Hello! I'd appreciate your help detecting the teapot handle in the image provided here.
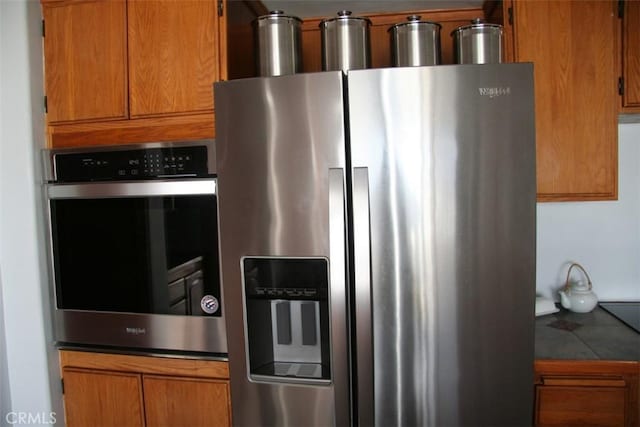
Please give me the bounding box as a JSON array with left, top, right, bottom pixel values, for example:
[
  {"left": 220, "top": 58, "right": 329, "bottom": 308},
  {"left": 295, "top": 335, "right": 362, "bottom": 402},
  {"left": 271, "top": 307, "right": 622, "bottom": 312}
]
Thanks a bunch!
[{"left": 563, "top": 262, "right": 593, "bottom": 292}]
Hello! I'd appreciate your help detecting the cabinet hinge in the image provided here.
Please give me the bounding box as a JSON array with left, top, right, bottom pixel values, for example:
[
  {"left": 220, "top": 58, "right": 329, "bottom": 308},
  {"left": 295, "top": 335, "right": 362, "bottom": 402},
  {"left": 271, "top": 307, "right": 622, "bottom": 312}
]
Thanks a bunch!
[
  {"left": 619, "top": 77, "right": 625, "bottom": 95},
  {"left": 60, "top": 378, "right": 64, "bottom": 394},
  {"left": 44, "top": 95, "right": 48, "bottom": 113},
  {"left": 508, "top": 6, "right": 513, "bottom": 25},
  {"left": 618, "top": 0, "right": 624, "bottom": 19},
  {"left": 217, "top": 0, "right": 223, "bottom": 17},
  {"left": 42, "top": 19, "right": 45, "bottom": 37}
]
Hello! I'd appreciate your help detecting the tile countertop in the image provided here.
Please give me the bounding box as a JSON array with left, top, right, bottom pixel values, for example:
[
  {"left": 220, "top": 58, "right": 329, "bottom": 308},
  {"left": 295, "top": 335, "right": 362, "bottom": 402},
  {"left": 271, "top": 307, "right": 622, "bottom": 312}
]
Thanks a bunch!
[{"left": 535, "top": 306, "right": 640, "bottom": 361}]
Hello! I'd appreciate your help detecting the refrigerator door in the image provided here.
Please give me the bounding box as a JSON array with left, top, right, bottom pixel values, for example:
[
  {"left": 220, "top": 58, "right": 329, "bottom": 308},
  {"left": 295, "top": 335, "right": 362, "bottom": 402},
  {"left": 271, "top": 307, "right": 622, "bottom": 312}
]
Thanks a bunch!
[
  {"left": 215, "top": 72, "right": 350, "bottom": 427},
  {"left": 348, "top": 64, "right": 536, "bottom": 426}
]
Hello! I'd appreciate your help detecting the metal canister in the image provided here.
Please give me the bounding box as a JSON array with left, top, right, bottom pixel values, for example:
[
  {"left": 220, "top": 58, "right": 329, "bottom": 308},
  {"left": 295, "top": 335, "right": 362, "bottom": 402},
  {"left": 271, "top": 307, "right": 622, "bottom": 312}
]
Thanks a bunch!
[
  {"left": 389, "top": 15, "right": 441, "bottom": 67},
  {"left": 254, "top": 10, "right": 302, "bottom": 77},
  {"left": 320, "top": 11, "right": 371, "bottom": 72},
  {"left": 451, "top": 19, "right": 503, "bottom": 64}
]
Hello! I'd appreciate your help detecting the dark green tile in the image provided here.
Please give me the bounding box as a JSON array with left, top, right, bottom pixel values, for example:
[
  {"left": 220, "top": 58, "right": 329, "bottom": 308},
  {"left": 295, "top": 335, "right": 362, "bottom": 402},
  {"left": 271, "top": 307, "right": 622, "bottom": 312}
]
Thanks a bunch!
[
  {"left": 573, "top": 325, "right": 640, "bottom": 361},
  {"left": 535, "top": 323, "right": 598, "bottom": 360}
]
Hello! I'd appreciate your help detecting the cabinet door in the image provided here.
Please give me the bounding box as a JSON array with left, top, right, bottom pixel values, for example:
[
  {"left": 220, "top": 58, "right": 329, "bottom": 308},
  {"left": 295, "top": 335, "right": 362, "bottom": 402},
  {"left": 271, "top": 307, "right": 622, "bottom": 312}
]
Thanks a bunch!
[
  {"left": 42, "top": 0, "right": 128, "bottom": 124},
  {"left": 536, "top": 381, "right": 626, "bottom": 426},
  {"left": 623, "top": 0, "right": 640, "bottom": 109},
  {"left": 62, "top": 368, "right": 144, "bottom": 427},
  {"left": 128, "top": 0, "right": 220, "bottom": 118},
  {"left": 143, "top": 375, "right": 231, "bottom": 427},
  {"left": 513, "top": 0, "right": 618, "bottom": 201}
]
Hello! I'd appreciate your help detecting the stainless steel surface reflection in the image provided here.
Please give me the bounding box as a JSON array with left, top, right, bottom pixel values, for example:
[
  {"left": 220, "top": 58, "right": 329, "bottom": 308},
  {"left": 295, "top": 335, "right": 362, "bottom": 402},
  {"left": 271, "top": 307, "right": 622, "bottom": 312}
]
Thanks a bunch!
[
  {"left": 214, "top": 72, "right": 349, "bottom": 427},
  {"left": 215, "top": 65, "right": 536, "bottom": 427},
  {"left": 254, "top": 10, "right": 302, "bottom": 77},
  {"left": 452, "top": 21, "right": 503, "bottom": 64},
  {"left": 348, "top": 64, "right": 536, "bottom": 426}
]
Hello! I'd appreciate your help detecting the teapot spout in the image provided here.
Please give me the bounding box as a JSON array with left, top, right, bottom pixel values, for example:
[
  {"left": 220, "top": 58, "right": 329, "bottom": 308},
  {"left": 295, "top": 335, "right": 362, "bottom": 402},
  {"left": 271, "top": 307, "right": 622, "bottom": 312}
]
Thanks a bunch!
[{"left": 559, "top": 290, "right": 571, "bottom": 309}]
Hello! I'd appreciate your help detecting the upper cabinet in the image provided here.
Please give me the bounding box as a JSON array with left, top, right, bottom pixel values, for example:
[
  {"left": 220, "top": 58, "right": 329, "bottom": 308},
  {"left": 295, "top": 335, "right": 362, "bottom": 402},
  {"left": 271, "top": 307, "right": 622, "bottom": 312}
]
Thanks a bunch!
[
  {"left": 41, "top": 0, "right": 225, "bottom": 148},
  {"left": 622, "top": 0, "right": 640, "bottom": 111},
  {"left": 501, "top": 0, "right": 619, "bottom": 201},
  {"left": 127, "top": 0, "right": 220, "bottom": 118},
  {"left": 42, "top": 0, "right": 128, "bottom": 124}
]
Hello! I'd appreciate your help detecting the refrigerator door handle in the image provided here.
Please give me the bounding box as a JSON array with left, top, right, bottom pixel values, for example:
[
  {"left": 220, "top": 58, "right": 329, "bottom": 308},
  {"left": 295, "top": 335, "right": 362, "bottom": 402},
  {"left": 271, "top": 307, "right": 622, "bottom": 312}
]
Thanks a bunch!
[
  {"left": 353, "top": 167, "right": 374, "bottom": 427},
  {"left": 328, "top": 168, "right": 350, "bottom": 426}
]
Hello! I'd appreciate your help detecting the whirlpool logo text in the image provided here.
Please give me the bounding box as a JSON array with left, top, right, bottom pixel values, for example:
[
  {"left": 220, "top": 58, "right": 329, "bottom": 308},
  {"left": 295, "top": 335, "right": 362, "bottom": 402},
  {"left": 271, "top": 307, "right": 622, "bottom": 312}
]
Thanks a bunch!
[{"left": 478, "top": 87, "right": 511, "bottom": 98}]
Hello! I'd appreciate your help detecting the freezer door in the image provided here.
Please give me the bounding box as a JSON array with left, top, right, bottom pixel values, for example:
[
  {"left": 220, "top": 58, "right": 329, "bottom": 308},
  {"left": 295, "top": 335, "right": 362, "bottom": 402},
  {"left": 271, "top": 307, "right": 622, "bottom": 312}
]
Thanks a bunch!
[
  {"left": 348, "top": 64, "right": 536, "bottom": 427},
  {"left": 215, "top": 72, "right": 350, "bottom": 427}
]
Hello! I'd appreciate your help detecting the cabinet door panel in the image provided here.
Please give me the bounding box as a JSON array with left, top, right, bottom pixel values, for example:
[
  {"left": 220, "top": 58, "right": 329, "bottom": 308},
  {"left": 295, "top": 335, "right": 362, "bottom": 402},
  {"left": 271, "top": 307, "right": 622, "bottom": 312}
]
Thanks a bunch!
[
  {"left": 62, "top": 368, "right": 144, "bottom": 427},
  {"left": 536, "top": 385, "right": 625, "bottom": 427},
  {"left": 623, "top": 0, "right": 640, "bottom": 108},
  {"left": 514, "top": 0, "right": 618, "bottom": 200},
  {"left": 43, "top": 0, "right": 128, "bottom": 124},
  {"left": 128, "top": 0, "right": 219, "bottom": 118},
  {"left": 143, "top": 375, "right": 231, "bottom": 427}
]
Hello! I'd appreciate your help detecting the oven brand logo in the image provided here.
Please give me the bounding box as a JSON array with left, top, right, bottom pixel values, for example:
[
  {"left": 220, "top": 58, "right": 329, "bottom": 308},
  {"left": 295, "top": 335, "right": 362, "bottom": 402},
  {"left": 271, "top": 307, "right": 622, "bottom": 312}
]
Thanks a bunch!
[
  {"left": 125, "top": 327, "right": 147, "bottom": 335},
  {"left": 478, "top": 87, "right": 511, "bottom": 98}
]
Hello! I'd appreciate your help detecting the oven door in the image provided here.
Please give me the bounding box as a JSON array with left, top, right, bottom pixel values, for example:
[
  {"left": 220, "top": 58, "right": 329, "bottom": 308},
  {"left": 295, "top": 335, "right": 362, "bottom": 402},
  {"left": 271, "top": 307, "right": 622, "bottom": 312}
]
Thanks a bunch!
[{"left": 46, "top": 179, "right": 227, "bottom": 354}]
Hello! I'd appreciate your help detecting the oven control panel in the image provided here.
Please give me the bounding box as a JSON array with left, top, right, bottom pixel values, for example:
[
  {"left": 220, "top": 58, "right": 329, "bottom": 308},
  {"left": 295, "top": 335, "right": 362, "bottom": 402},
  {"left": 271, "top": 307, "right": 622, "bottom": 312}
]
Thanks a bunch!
[{"left": 53, "top": 145, "right": 211, "bottom": 182}]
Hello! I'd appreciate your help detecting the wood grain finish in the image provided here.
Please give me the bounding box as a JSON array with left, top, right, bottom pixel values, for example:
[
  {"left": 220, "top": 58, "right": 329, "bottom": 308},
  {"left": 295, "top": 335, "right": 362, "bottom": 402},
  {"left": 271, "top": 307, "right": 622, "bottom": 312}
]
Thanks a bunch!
[
  {"left": 127, "top": 0, "right": 219, "bottom": 118},
  {"left": 62, "top": 368, "right": 144, "bottom": 427},
  {"left": 623, "top": 0, "right": 640, "bottom": 111},
  {"left": 59, "top": 350, "right": 229, "bottom": 378},
  {"left": 42, "top": 0, "right": 128, "bottom": 124},
  {"left": 512, "top": 0, "right": 619, "bottom": 201},
  {"left": 534, "top": 360, "right": 640, "bottom": 427},
  {"left": 144, "top": 376, "right": 231, "bottom": 427},
  {"left": 301, "top": 8, "right": 484, "bottom": 72},
  {"left": 60, "top": 351, "right": 231, "bottom": 427},
  {"left": 47, "top": 113, "right": 214, "bottom": 148}
]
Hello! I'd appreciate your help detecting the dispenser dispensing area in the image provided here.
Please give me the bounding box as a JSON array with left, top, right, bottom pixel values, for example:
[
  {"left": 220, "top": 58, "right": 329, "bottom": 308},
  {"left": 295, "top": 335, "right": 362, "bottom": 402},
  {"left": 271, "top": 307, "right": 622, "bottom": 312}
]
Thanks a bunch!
[{"left": 242, "top": 257, "right": 331, "bottom": 384}]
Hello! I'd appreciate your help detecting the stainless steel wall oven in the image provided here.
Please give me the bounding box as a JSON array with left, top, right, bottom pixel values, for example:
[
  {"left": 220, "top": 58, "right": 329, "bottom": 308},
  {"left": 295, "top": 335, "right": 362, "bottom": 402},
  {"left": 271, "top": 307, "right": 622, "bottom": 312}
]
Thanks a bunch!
[{"left": 43, "top": 140, "right": 226, "bottom": 354}]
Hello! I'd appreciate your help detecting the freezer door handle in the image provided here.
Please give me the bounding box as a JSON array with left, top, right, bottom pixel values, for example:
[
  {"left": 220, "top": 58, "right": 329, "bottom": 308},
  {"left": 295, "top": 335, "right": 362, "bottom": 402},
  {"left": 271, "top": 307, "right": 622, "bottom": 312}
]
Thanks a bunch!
[
  {"left": 328, "top": 168, "right": 350, "bottom": 425},
  {"left": 353, "top": 167, "right": 374, "bottom": 427}
]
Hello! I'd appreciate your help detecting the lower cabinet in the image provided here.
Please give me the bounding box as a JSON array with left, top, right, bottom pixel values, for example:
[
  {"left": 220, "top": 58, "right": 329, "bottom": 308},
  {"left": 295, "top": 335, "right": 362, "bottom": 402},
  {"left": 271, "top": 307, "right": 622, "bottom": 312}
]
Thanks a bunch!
[
  {"left": 59, "top": 350, "right": 231, "bottom": 427},
  {"left": 534, "top": 360, "right": 640, "bottom": 427}
]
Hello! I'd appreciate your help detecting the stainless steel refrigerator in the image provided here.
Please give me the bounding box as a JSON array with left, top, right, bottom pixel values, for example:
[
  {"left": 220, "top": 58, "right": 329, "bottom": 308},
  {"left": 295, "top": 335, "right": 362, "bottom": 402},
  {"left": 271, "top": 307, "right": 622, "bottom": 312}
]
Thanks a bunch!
[{"left": 214, "top": 64, "right": 536, "bottom": 427}]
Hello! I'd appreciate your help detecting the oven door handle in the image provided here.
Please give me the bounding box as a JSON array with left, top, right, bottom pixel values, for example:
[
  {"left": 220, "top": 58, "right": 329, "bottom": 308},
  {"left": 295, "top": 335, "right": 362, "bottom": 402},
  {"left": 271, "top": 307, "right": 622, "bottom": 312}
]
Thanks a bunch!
[{"left": 47, "top": 179, "right": 217, "bottom": 199}]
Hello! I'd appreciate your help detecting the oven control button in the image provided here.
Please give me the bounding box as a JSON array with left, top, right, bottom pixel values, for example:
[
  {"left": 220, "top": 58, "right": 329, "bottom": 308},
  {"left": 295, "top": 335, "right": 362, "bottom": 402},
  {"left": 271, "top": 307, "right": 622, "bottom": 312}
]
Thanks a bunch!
[{"left": 201, "top": 295, "right": 219, "bottom": 314}]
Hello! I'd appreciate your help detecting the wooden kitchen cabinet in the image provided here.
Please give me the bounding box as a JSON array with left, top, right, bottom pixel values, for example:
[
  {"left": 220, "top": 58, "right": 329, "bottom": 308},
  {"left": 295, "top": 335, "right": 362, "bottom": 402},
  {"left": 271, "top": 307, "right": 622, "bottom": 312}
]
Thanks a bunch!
[
  {"left": 59, "top": 350, "right": 231, "bottom": 427},
  {"left": 42, "top": 0, "right": 128, "bottom": 124},
  {"left": 500, "top": 0, "right": 619, "bottom": 201},
  {"left": 534, "top": 360, "right": 640, "bottom": 427},
  {"left": 127, "top": 0, "right": 220, "bottom": 118},
  {"left": 41, "top": 0, "right": 226, "bottom": 148},
  {"left": 62, "top": 368, "right": 144, "bottom": 427},
  {"left": 622, "top": 0, "right": 640, "bottom": 112}
]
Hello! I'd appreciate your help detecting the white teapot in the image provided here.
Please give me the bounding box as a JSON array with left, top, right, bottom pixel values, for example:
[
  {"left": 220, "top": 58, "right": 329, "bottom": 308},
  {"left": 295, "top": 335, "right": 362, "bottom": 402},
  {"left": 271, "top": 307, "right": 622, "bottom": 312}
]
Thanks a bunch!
[{"left": 558, "top": 263, "right": 598, "bottom": 313}]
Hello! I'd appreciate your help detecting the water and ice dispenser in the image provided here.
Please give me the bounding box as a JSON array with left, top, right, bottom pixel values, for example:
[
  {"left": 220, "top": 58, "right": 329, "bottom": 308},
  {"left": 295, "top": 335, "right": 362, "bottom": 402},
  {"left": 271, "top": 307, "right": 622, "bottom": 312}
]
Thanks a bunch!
[{"left": 242, "top": 258, "right": 331, "bottom": 384}]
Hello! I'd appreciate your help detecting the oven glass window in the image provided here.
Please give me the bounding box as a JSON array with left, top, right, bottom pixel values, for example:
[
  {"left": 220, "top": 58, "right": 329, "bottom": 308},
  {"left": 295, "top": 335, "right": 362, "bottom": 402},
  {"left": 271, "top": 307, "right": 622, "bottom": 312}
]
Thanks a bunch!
[{"left": 50, "top": 195, "right": 220, "bottom": 316}]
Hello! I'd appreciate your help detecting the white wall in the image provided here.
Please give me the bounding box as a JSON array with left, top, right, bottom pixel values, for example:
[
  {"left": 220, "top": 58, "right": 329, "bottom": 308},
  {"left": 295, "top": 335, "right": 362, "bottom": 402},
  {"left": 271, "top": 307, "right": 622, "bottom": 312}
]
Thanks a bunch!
[
  {"left": 536, "top": 123, "right": 640, "bottom": 302},
  {"left": 1, "top": 1, "right": 61, "bottom": 425},
  {"left": 0, "top": 274, "right": 11, "bottom": 426}
]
